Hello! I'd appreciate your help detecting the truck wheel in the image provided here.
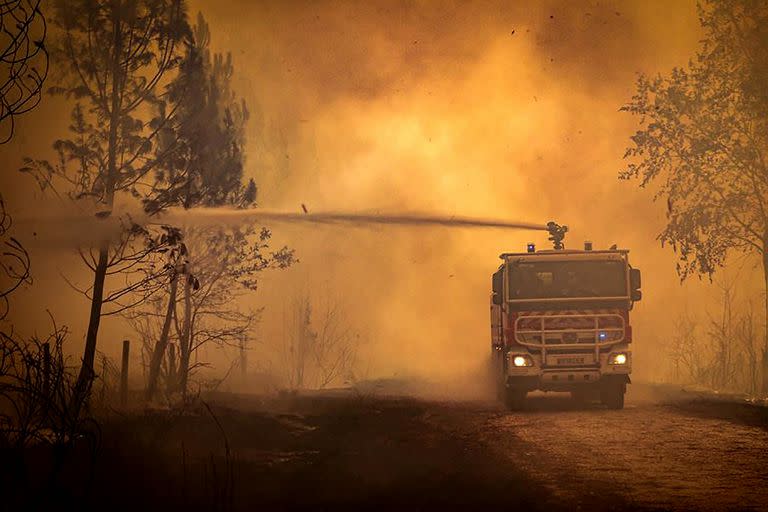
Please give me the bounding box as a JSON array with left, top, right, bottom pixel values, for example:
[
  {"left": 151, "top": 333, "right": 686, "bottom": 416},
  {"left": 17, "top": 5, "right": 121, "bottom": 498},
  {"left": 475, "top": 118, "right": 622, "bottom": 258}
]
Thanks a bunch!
[
  {"left": 600, "top": 384, "right": 625, "bottom": 410},
  {"left": 570, "top": 390, "right": 590, "bottom": 406},
  {"left": 505, "top": 389, "right": 527, "bottom": 411},
  {"left": 496, "top": 380, "right": 506, "bottom": 402}
]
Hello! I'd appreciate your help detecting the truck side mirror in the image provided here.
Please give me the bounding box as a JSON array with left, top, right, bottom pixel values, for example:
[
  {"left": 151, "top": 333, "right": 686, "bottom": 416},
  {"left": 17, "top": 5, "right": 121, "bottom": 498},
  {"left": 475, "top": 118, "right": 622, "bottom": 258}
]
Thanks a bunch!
[
  {"left": 492, "top": 269, "right": 504, "bottom": 305},
  {"left": 630, "top": 268, "right": 641, "bottom": 302}
]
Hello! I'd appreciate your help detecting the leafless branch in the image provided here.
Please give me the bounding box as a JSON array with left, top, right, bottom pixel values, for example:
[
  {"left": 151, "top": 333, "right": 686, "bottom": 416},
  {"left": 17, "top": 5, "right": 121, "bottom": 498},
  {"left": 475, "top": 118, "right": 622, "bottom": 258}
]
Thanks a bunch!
[{"left": 0, "top": 0, "right": 49, "bottom": 144}]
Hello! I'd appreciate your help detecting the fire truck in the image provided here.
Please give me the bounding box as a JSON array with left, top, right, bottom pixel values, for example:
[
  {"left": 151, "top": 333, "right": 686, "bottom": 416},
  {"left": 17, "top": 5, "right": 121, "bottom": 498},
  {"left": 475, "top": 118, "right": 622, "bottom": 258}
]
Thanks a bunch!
[{"left": 491, "top": 223, "right": 642, "bottom": 410}]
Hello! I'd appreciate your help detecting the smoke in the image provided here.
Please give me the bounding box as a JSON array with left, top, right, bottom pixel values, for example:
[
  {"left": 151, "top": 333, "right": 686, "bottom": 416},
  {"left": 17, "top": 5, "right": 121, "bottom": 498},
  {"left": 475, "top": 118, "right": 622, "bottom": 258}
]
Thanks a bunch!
[
  {"left": 201, "top": 0, "right": 706, "bottom": 387},
  {"left": 2, "top": 0, "right": 721, "bottom": 392}
]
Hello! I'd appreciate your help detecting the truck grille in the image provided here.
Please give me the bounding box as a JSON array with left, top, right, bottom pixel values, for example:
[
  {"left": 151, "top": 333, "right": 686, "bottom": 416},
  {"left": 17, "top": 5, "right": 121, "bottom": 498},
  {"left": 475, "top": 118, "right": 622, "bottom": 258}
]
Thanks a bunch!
[{"left": 514, "top": 311, "right": 625, "bottom": 347}]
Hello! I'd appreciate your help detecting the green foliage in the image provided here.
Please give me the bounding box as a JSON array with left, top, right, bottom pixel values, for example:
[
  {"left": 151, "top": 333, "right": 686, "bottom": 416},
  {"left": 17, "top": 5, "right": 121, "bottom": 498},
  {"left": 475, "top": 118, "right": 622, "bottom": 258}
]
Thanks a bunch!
[
  {"left": 144, "top": 11, "right": 294, "bottom": 305},
  {"left": 146, "top": 12, "right": 255, "bottom": 213},
  {"left": 621, "top": 0, "right": 768, "bottom": 280},
  {"left": 17, "top": 2, "right": 292, "bottom": 400},
  {"left": 23, "top": 0, "right": 190, "bottom": 206}
]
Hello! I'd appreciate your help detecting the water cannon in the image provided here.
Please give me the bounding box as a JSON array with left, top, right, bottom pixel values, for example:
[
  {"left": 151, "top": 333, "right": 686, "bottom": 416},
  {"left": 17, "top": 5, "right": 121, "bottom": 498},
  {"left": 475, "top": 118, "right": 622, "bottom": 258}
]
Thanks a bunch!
[{"left": 546, "top": 221, "right": 568, "bottom": 250}]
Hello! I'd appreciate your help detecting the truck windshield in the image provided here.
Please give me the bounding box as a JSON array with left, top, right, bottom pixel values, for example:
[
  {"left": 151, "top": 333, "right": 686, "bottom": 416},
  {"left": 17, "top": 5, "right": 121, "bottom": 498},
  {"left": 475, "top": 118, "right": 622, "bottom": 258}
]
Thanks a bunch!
[{"left": 508, "top": 260, "right": 627, "bottom": 300}]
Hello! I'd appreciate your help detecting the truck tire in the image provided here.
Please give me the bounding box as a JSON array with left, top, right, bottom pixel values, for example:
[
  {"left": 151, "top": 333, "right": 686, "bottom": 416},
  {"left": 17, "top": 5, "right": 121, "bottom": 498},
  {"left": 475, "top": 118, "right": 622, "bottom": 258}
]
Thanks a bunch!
[
  {"left": 505, "top": 389, "right": 527, "bottom": 411},
  {"left": 600, "top": 383, "right": 625, "bottom": 410},
  {"left": 496, "top": 380, "right": 506, "bottom": 402},
  {"left": 570, "top": 389, "right": 591, "bottom": 405}
]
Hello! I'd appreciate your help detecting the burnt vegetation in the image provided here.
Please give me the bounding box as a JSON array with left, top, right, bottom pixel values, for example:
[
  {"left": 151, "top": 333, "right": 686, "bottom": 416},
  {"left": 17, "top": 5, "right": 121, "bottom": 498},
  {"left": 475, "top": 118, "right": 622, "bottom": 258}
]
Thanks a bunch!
[{"left": 0, "top": 0, "right": 48, "bottom": 144}]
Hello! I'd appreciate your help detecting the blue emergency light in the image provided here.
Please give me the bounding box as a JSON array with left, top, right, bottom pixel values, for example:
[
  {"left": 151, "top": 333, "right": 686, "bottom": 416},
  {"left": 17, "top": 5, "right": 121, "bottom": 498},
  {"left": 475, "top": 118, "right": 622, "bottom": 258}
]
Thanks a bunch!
[{"left": 527, "top": 243, "right": 535, "bottom": 253}]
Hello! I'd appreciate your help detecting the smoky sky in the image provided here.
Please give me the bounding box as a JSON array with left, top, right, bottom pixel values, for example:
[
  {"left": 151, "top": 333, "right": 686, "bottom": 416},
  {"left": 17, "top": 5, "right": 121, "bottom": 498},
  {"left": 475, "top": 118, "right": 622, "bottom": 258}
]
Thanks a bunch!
[
  {"left": 199, "top": 0, "right": 687, "bottom": 100},
  {"left": 5, "top": 0, "right": 749, "bottom": 387}
]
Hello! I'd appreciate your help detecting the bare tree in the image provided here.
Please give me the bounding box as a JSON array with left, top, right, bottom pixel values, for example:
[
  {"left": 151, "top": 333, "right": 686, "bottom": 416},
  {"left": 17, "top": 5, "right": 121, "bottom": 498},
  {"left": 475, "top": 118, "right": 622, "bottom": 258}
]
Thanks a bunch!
[
  {"left": 667, "top": 273, "right": 764, "bottom": 395},
  {"left": 281, "top": 295, "right": 312, "bottom": 390},
  {"left": 279, "top": 293, "right": 361, "bottom": 390},
  {"left": 0, "top": 196, "right": 30, "bottom": 320},
  {"left": 125, "top": 294, "right": 175, "bottom": 390},
  {"left": 142, "top": 242, "right": 183, "bottom": 400},
  {"left": 312, "top": 297, "right": 359, "bottom": 389},
  {"left": 0, "top": 0, "right": 48, "bottom": 143},
  {"left": 668, "top": 312, "right": 710, "bottom": 386},
  {"left": 0, "top": 0, "right": 39, "bottom": 314},
  {"left": 736, "top": 302, "right": 760, "bottom": 394},
  {"left": 172, "top": 227, "right": 290, "bottom": 396},
  {"left": 705, "top": 278, "right": 737, "bottom": 390},
  {"left": 131, "top": 225, "right": 291, "bottom": 400}
]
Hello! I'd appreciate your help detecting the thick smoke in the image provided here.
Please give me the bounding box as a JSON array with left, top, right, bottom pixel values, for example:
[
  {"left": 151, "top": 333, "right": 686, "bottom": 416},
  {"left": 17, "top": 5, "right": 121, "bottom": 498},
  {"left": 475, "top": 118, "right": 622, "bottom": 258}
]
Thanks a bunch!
[
  {"left": 196, "top": 0, "right": 706, "bottom": 386},
  {"left": 4, "top": 0, "right": 734, "bottom": 392}
]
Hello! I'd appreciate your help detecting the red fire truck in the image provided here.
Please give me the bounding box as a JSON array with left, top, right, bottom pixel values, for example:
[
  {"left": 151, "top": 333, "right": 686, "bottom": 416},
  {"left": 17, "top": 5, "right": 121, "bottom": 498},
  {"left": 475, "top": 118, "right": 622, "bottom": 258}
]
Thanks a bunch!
[{"left": 491, "top": 223, "right": 642, "bottom": 410}]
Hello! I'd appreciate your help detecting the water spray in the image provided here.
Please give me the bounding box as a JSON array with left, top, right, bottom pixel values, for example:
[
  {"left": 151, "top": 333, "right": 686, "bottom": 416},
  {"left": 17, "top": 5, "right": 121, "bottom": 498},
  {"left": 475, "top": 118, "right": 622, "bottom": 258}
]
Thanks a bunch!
[
  {"left": 160, "top": 207, "right": 551, "bottom": 232},
  {"left": 161, "top": 208, "right": 570, "bottom": 249},
  {"left": 15, "top": 206, "right": 568, "bottom": 250}
]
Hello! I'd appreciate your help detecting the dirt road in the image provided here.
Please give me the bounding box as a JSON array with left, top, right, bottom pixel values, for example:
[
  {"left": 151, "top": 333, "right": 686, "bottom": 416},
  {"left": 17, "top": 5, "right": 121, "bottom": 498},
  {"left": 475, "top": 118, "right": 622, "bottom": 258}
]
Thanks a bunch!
[{"left": 433, "top": 385, "right": 768, "bottom": 511}]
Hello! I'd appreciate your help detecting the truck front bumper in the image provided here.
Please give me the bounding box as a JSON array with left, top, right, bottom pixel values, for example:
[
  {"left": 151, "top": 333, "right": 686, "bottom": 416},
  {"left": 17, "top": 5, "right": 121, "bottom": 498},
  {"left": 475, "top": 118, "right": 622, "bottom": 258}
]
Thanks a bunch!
[
  {"left": 505, "top": 349, "right": 631, "bottom": 392},
  {"left": 506, "top": 371, "right": 630, "bottom": 392}
]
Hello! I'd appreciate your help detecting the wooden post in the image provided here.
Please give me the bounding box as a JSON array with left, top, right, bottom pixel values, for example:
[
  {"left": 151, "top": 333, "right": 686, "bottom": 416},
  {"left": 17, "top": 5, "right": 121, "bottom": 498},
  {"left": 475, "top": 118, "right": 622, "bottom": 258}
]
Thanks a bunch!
[
  {"left": 168, "top": 343, "right": 177, "bottom": 391},
  {"left": 240, "top": 341, "right": 247, "bottom": 385},
  {"left": 100, "top": 355, "right": 108, "bottom": 404},
  {"left": 120, "top": 339, "right": 130, "bottom": 407}
]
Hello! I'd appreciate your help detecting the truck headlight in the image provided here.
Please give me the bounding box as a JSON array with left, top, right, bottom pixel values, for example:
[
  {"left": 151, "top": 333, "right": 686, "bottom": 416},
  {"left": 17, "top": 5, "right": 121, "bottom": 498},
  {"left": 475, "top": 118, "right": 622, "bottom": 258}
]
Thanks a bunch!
[
  {"left": 510, "top": 354, "right": 533, "bottom": 367},
  {"left": 610, "top": 353, "right": 628, "bottom": 365}
]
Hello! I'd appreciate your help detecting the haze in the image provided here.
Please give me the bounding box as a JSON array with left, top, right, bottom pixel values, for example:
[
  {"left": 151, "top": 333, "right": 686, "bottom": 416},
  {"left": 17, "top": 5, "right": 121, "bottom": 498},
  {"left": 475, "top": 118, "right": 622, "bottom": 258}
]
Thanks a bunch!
[{"left": 1, "top": 0, "right": 755, "bottom": 385}]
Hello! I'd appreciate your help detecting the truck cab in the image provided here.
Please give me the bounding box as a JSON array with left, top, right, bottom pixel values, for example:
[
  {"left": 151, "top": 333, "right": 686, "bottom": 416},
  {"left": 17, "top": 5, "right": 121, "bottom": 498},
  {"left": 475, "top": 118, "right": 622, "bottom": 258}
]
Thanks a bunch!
[{"left": 491, "top": 243, "right": 641, "bottom": 410}]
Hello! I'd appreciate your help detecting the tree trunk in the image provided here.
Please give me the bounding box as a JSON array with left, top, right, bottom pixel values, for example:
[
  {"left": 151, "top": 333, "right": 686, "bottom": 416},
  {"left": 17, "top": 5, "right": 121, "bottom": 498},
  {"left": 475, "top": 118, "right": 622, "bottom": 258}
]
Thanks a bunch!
[
  {"left": 72, "top": 1, "right": 123, "bottom": 410},
  {"left": 761, "top": 244, "right": 768, "bottom": 395},
  {"left": 146, "top": 274, "right": 178, "bottom": 400},
  {"left": 177, "top": 275, "right": 192, "bottom": 396},
  {"left": 72, "top": 243, "right": 109, "bottom": 411},
  {"left": 239, "top": 340, "right": 247, "bottom": 388}
]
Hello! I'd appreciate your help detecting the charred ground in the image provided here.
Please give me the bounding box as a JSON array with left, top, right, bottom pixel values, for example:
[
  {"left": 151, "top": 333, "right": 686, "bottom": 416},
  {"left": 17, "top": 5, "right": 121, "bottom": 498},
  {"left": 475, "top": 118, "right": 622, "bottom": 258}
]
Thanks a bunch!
[{"left": 4, "top": 384, "right": 767, "bottom": 511}]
